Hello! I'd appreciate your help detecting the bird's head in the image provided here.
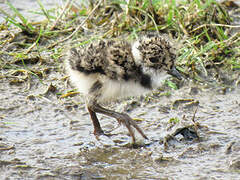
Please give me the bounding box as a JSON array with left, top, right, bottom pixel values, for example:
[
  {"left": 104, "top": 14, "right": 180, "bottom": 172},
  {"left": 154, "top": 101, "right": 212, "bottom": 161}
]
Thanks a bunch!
[{"left": 132, "top": 35, "right": 182, "bottom": 80}]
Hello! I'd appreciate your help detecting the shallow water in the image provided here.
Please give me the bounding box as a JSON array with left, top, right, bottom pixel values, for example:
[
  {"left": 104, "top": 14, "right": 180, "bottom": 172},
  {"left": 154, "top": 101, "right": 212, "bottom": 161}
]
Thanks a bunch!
[
  {"left": 1, "top": 71, "right": 240, "bottom": 179},
  {"left": 0, "top": 0, "right": 64, "bottom": 23},
  {"left": 1, "top": 0, "right": 240, "bottom": 179}
]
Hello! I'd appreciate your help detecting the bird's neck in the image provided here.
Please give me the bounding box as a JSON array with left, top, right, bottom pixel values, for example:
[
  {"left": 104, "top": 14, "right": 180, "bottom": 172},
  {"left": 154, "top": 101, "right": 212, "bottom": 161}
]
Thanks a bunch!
[{"left": 141, "top": 66, "right": 170, "bottom": 90}]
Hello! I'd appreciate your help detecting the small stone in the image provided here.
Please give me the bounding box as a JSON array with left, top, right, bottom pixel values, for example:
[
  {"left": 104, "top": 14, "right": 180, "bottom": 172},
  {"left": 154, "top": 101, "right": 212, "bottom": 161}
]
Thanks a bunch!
[{"left": 229, "top": 157, "right": 240, "bottom": 170}]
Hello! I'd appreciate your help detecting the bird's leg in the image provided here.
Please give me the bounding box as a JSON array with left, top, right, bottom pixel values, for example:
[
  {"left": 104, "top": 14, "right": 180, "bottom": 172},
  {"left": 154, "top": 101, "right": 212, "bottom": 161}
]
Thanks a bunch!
[
  {"left": 87, "top": 101, "right": 148, "bottom": 143},
  {"left": 87, "top": 107, "right": 104, "bottom": 136}
]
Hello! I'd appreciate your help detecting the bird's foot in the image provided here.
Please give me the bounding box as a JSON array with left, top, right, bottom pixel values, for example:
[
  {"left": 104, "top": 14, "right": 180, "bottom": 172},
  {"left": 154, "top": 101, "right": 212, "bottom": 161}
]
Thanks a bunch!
[
  {"left": 116, "top": 113, "right": 148, "bottom": 144},
  {"left": 94, "top": 129, "right": 117, "bottom": 141}
]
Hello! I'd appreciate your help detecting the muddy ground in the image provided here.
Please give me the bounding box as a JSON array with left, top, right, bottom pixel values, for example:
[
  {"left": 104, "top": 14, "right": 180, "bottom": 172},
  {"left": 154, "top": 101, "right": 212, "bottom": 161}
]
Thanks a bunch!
[
  {"left": 1, "top": 70, "right": 240, "bottom": 179},
  {"left": 1, "top": 0, "right": 240, "bottom": 180}
]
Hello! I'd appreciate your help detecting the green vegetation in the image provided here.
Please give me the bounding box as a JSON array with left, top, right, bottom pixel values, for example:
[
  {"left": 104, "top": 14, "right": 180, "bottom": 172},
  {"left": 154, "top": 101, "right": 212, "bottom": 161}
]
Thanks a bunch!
[
  {"left": 169, "top": 117, "right": 180, "bottom": 124},
  {"left": 0, "top": 0, "right": 239, "bottom": 89}
]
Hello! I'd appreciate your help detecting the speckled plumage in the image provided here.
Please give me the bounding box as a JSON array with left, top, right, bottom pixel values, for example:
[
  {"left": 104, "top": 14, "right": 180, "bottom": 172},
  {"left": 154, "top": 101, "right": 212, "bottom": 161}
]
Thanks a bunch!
[
  {"left": 65, "top": 35, "right": 181, "bottom": 143},
  {"left": 68, "top": 40, "right": 149, "bottom": 86},
  {"left": 66, "top": 35, "right": 177, "bottom": 101}
]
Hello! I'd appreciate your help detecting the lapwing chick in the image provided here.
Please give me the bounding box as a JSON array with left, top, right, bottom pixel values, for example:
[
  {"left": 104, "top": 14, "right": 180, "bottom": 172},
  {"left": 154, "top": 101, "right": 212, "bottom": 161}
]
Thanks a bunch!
[{"left": 65, "top": 34, "right": 181, "bottom": 143}]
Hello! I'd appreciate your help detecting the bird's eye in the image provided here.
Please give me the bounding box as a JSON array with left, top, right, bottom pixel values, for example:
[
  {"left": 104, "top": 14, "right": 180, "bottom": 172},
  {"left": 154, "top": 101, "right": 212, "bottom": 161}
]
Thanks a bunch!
[{"left": 149, "top": 57, "right": 158, "bottom": 63}]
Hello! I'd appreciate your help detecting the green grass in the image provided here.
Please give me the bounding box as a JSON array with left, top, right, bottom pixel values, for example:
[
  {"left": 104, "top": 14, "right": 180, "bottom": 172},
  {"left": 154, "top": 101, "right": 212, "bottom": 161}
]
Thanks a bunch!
[
  {"left": 0, "top": 0, "right": 239, "bottom": 87},
  {"left": 36, "top": 0, "right": 52, "bottom": 20},
  {"left": 169, "top": 117, "right": 180, "bottom": 124}
]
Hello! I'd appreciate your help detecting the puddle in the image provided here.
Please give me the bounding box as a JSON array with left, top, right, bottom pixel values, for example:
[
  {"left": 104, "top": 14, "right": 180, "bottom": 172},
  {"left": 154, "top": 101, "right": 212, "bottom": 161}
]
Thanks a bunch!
[{"left": 0, "top": 0, "right": 64, "bottom": 23}]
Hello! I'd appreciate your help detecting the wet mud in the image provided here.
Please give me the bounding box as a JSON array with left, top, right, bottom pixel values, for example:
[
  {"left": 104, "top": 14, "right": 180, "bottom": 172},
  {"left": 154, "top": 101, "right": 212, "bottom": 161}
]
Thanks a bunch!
[{"left": 1, "top": 71, "right": 240, "bottom": 179}]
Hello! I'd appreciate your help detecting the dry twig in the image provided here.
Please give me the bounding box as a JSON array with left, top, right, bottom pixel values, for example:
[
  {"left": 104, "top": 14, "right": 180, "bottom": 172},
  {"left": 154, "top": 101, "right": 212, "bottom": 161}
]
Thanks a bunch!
[
  {"left": 50, "top": 0, "right": 73, "bottom": 30},
  {"left": 191, "top": 23, "right": 240, "bottom": 33}
]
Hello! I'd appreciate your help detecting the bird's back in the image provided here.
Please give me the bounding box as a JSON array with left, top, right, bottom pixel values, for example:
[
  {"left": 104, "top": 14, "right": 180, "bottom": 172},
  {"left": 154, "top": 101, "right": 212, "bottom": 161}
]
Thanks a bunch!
[{"left": 67, "top": 40, "right": 142, "bottom": 81}]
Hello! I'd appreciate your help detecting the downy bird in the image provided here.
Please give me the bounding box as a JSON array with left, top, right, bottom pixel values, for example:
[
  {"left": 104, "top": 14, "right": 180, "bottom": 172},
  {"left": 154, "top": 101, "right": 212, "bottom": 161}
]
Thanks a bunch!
[{"left": 65, "top": 34, "right": 182, "bottom": 143}]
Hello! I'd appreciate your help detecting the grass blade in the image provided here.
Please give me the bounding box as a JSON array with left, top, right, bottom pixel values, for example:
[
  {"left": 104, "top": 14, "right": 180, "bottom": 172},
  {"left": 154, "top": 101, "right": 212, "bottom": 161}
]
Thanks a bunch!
[
  {"left": 6, "top": 1, "right": 34, "bottom": 31},
  {"left": 37, "top": 0, "right": 51, "bottom": 20}
]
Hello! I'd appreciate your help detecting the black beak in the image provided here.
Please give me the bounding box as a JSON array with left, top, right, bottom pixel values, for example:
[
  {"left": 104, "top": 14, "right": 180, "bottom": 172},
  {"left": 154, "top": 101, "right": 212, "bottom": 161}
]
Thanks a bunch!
[{"left": 168, "top": 66, "right": 182, "bottom": 80}]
